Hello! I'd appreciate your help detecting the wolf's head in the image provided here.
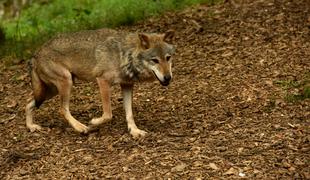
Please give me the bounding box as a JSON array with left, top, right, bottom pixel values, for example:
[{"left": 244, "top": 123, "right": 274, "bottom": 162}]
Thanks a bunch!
[{"left": 137, "top": 30, "right": 175, "bottom": 86}]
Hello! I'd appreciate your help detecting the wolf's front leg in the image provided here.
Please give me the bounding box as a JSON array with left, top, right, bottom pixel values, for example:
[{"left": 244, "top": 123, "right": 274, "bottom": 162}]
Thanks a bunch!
[
  {"left": 90, "top": 78, "right": 113, "bottom": 125},
  {"left": 121, "top": 84, "right": 147, "bottom": 138}
]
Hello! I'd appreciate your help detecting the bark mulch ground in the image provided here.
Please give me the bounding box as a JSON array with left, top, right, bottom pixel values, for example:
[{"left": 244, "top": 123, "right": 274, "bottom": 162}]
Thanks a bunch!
[{"left": 0, "top": 0, "right": 309, "bottom": 179}]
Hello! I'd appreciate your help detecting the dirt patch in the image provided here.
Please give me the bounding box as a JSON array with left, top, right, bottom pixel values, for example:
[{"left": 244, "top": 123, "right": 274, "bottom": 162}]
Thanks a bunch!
[{"left": 0, "top": 0, "right": 309, "bottom": 179}]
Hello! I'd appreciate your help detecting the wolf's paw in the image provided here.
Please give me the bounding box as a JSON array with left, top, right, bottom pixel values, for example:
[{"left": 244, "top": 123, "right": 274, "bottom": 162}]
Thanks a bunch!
[
  {"left": 129, "top": 128, "right": 147, "bottom": 139},
  {"left": 27, "top": 124, "right": 42, "bottom": 132},
  {"left": 72, "top": 122, "right": 89, "bottom": 134},
  {"left": 90, "top": 116, "right": 111, "bottom": 126}
]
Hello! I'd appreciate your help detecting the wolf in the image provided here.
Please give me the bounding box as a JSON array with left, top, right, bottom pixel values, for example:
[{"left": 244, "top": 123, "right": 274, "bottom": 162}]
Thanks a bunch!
[{"left": 25, "top": 28, "right": 175, "bottom": 138}]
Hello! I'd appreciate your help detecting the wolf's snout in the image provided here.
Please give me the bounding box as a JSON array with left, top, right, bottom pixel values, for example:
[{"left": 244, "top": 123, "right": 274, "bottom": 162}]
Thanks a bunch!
[
  {"left": 164, "top": 75, "right": 171, "bottom": 82},
  {"left": 161, "top": 75, "right": 171, "bottom": 86}
]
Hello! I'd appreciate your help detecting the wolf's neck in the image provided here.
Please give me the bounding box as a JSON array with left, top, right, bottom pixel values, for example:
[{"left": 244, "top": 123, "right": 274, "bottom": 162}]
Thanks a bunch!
[{"left": 121, "top": 50, "right": 141, "bottom": 81}]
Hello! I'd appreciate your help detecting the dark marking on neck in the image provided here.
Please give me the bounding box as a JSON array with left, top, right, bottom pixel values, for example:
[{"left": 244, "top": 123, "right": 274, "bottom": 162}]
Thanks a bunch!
[{"left": 121, "top": 51, "right": 140, "bottom": 81}]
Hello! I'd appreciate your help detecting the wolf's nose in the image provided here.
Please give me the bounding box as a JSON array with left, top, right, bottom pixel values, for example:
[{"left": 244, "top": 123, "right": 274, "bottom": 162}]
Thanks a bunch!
[{"left": 164, "top": 75, "right": 171, "bottom": 82}]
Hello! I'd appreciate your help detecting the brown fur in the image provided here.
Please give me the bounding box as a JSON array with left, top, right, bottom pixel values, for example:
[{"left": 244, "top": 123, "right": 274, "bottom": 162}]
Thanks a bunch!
[{"left": 25, "top": 28, "right": 175, "bottom": 138}]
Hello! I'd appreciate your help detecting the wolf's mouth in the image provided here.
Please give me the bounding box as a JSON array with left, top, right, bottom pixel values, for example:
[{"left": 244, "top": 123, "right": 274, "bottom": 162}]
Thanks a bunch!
[{"left": 152, "top": 71, "right": 170, "bottom": 86}]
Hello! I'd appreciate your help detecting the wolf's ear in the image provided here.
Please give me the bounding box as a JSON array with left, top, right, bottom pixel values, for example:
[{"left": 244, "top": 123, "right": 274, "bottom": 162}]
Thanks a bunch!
[
  {"left": 138, "top": 33, "right": 150, "bottom": 49},
  {"left": 163, "top": 30, "right": 175, "bottom": 43}
]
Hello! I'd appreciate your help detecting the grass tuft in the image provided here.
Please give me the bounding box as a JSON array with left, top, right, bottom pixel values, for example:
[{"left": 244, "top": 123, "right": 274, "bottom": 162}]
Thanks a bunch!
[
  {"left": 285, "top": 86, "right": 310, "bottom": 103},
  {"left": 275, "top": 74, "right": 310, "bottom": 103}
]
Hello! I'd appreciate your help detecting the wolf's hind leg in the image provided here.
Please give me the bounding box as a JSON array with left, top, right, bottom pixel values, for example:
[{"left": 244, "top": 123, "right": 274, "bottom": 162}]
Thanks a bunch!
[
  {"left": 25, "top": 99, "right": 42, "bottom": 132},
  {"left": 26, "top": 69, "right": 57, "bottom": 132},
  {"left": 121, "top": 84, "right": 147, "bottom": 138},
  {"left": 56, "top": 71, "right": 89, "bottom": 133},
  {"left": 90, "top": 78, "right": 113, "bottom": 125}
]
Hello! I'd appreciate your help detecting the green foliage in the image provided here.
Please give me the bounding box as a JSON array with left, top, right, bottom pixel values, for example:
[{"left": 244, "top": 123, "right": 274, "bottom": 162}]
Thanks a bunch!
[
  {"left": 285, "top": 87, "right": 310, "bottom": 102},
  {"left": 0, "top": 0, "right": 219, "bottom": 59},
  {"left": 274, "top": 80, "right": 301, "bottom": 90},
  {"left": 275, "top": 74, "right": 310, "bottom": 103}
]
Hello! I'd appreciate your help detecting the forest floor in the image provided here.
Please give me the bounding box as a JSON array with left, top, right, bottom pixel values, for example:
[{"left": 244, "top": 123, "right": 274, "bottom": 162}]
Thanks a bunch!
[{"left": 0, "top": 0, "right": 309, "bottom": 179}]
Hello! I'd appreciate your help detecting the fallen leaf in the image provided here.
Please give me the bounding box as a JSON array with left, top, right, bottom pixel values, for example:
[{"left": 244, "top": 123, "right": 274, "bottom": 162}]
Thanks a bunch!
[
  {"left": 0, "top": 83, "right": 3, "bottom": 92},
  {"left": 224, "top": 167, "right": 237, "bottom": 175},
  {"left": 193, "top": 161, "right": 203, "bottom": 167},
  {"left": 239, "top": 172, "right": 246, "bottom": 177},
  {"left": 288, "top": 166, "right": 296, "bottom": 171},
  {"left": 209, "top": 163, "right": 219, "bottom": 170},
  {"left": 156, "top": 96, "right": 165, "bottom": 101},
  {"left": 16, "top": 74, "right": 28, "bottom": 81},
  {"left": 253, "top": 169, "right": 261, "bottom": 174},
  {"left": 0, "top": 114, "right": 16, "bottom": 123},
  {"left": 7, "top": 100, "right": 17, "bottom": 108},
  {"left": 171, "top": 163, "right": 187, "bottom": 172},
  {"left": 221, "top": 51, "right": 233, "bottom": 57}
]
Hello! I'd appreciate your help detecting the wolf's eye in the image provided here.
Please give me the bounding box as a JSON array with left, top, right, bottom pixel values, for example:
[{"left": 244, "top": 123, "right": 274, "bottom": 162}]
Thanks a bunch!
[
  {"left": 151, "top": 58, "right": 159, "bottom": 64},
  {"left": 166, "top": 55, "right": 171, "bottom": 61}
]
